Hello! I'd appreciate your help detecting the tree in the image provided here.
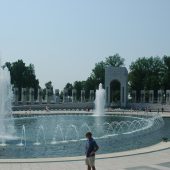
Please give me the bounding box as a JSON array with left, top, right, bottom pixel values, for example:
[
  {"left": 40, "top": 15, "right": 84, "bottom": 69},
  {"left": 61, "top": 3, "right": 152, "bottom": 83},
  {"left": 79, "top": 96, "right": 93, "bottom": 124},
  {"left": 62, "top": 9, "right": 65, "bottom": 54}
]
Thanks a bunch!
[
  {"left": 64, "top": 83, "right": 73, "bottom": 96},
  {"left": 73, "top": 81, "right": 85, "bottom": 100},
  {"left": 105, "top": 53, "right": 125, "bottom": 67},
  {"left": 129, "top": 56, "right": 164, "bottom": 100},
  {"left": 4, "top": 60, "right": 39, "bottom": 100},
  {"left": 91, "top": 61, "right": 106, "bottom": 86},
  {"left": 45, "top": 81, "right": 53, "bottom": 90},
  {"left": 90, "top": 54, "right": 125, "bottom": 88},
  {"left": 63, "top": 53, "right": 125, "bottom": 100},
  {"left": 42, "top": 81, "right": 54, "bottom": 99}
]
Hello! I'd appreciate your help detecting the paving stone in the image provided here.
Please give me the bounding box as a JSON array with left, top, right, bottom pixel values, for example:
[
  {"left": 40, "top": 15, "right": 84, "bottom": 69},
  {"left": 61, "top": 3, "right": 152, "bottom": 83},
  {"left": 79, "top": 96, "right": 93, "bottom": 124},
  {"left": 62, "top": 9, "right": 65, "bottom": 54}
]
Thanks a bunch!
[
  {"left": 126, "top": 166, "right": 159, "bottom": 170},
  {"left": 158, "top": 162, "right": 170, "bottom": 168},
  {"left": 0, "top": 148, "right": 170, "bottom": 170}
]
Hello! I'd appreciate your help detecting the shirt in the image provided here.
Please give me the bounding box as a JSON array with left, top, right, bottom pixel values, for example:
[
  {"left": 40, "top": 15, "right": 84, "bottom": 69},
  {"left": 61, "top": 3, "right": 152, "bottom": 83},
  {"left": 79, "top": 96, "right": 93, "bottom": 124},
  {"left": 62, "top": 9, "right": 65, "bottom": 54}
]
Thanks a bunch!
[{"left": 85, "top": 138, "right": 99, "bottom": 157}]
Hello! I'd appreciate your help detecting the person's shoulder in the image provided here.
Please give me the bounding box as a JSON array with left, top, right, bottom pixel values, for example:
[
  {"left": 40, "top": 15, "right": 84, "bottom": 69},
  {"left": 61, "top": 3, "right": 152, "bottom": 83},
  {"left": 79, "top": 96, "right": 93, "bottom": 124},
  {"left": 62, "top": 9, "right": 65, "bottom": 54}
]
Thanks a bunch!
[{"left": 92, "top": 138, "right": 97, "bottom": 143}]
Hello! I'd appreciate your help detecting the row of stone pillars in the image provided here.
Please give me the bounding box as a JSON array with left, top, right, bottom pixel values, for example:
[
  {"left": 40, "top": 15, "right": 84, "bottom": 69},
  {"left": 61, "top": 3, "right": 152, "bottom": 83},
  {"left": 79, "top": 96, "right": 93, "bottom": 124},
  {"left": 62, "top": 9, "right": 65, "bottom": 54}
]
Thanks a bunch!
[
  {"left": 13, "top": 88, "right": 95, "bottom": 105},
  {"left": 14, "top": 88, "right": 35, "bottom": 105},
  {"left": 62, "top": 89, "right": 95, "bottom": 103},
  {"left": 131, "top": 90, "right": 170, "bottom": 104}
]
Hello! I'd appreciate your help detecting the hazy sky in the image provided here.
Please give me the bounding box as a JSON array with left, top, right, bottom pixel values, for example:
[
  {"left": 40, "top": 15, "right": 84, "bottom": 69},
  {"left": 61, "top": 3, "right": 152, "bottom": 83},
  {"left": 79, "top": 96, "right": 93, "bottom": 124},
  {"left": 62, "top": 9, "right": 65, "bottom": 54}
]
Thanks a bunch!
[{"left": 0, "top": 0, "right": 170, "bottom": 90}]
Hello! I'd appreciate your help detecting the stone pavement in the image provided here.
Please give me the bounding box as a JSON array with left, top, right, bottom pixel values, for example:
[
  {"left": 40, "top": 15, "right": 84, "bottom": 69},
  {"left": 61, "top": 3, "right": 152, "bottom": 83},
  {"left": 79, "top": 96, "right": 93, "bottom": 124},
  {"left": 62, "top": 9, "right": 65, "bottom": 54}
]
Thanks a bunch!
[{"left": 0, "top": 145, "right": 170, "bottom": 170}]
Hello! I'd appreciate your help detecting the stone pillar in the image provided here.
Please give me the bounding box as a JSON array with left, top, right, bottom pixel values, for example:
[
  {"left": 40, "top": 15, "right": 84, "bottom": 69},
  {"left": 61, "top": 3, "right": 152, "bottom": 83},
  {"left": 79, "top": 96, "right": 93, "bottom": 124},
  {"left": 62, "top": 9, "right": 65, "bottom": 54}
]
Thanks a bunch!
[
  {"left": 140, "top": 90, "right": 145, "bottom": 103},
  {"left": 63, "top": 89, "right": 68, "bottom": 103},
  {"left": 166, "top": 90, "right": 170, "bottom": 104},
  {"left": 72, "top": 89, "right": 77, "bottom": 102},
  {"left": 89, "top": 90, "right": 95, "bottom": 101},
  {"left": 157, "top": 90, "right": 163, "bottom": 103},
  {"left": 55, "top": 89, "right": 60, "bottom": 103},
  {"left": 81, "top": 90, "right": 85, "bottom": 102},
  {"left": 38, "top": 88, "right": 43, "bottom": 104},
  {"left": 149, "top": 90, "right": 154, "bottom": 103},
  {"left": 21, "top": 88, "right": 27, "bottom": 104},
  {"left": 132, "top": 90, "right": 136, "bottom": 103},
  {"left": 29, "top": 88, "right": 34, "bottom": 104},
  {"left": 14, "top": 88, "right": 19, "bottom": 105},
  {"left": 45, "top": 89, "right": 48, "bottom": 103},
  {"left": 46, "top": 89, "right": 52, "bottom": 104}
]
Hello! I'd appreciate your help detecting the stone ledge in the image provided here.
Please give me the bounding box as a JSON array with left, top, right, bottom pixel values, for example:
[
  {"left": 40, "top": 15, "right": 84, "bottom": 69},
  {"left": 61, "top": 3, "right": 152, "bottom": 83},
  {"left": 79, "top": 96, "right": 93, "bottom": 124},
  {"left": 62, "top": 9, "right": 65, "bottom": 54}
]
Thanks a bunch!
[{"left": 0, "top": 142, "right": 169, "bottom": 163}]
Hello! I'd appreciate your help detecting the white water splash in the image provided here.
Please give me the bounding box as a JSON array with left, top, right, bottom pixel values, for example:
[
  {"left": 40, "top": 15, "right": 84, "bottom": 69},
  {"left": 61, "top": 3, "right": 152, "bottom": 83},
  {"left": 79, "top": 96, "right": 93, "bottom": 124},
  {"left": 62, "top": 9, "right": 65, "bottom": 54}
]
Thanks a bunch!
[{"left": 95, "top": 83, "right": 106, "bottom": 116}]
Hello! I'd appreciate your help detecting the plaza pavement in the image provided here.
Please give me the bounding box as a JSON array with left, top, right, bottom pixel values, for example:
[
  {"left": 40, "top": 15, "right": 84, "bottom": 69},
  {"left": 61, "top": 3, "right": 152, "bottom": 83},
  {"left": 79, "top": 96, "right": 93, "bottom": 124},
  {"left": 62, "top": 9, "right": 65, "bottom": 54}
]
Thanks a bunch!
[
  {"left": 0, "top": 141, "right": 169, "bottom": 170},
  {"left": 0, "top": 111, "right": 168, "bottom": 170}
]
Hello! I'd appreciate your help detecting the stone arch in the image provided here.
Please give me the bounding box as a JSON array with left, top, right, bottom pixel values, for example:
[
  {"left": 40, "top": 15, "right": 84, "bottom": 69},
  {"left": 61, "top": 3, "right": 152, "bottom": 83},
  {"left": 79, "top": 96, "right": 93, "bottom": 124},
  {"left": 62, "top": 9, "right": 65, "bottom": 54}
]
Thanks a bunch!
[{"left": 105, "top": 67, "right": 128, "bottom": 107}]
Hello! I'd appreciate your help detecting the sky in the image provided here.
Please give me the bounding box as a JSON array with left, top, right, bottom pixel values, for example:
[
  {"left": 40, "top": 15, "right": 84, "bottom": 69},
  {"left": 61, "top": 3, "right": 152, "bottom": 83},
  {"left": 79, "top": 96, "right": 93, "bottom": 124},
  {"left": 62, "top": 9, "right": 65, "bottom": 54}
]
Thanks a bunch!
[{"left": 0, "top": 0, "right": 170, "bottom": 90}]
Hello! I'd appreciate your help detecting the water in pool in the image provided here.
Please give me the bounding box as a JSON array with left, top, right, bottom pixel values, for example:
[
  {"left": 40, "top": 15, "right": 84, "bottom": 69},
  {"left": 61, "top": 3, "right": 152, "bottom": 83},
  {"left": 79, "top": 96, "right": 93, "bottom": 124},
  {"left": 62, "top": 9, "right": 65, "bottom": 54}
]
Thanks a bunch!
[{"left": 0, "top": 113, "right": 167, "bottom": 159}]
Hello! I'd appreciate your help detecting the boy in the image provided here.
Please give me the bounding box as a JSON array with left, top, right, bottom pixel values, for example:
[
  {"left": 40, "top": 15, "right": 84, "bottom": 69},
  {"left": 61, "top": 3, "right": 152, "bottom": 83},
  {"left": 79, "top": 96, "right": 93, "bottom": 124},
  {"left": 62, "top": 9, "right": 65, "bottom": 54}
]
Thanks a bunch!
[{"left": 85, "top": 132, "right": 99, "bottom": 170}]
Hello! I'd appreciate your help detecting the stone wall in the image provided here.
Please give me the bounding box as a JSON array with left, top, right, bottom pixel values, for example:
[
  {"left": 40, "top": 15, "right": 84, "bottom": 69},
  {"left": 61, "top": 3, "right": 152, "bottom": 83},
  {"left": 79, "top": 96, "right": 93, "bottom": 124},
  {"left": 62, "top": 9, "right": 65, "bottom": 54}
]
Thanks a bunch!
[
  {"left": 12, "top": 102, "right": 94, "bottom": 111},
  {"left": 13, "top": 88, "right": 96, "bottom": 106},
  {"left": 128, "top": 103, "right": 170, "bottom": 112}
]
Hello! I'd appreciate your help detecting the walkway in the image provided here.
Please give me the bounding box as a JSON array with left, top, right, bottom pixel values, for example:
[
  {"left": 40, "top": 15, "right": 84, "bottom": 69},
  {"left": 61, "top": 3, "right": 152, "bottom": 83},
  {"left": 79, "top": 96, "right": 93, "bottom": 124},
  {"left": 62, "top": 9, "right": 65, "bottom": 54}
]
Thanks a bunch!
[{"left": 0, "top": 142, "right": 170, "bottom": 170}]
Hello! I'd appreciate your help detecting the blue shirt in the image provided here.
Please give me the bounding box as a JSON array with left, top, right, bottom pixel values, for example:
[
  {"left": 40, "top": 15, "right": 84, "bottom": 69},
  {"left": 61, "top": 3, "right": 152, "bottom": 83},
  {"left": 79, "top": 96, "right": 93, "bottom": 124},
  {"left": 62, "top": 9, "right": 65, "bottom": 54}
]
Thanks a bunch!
[{"left": 85, "top": 138, "right": 99, "bottom": 157}]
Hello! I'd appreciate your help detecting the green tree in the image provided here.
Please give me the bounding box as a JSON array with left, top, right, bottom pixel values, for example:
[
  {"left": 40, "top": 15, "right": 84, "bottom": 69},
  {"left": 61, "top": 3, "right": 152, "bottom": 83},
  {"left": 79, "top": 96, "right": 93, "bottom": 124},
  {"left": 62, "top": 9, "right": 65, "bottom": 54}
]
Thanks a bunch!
[
  {"left": 90, "top": 54, "right": 125, "bottom": 88},
  {"left": 4, "top": 60, "right": 39, "bottom": 100},
  {"left": 91, "top": 61, "right": 106, "bottom": 87},
  {"left": 129, "top": 56, "right": 164, "bottom": 100},
  {"left": 63, "top": 53, "right": 125, "bottom": 100},
  {"left": 42, "top": 81, "right": 54, "bottom": 99},
  {"left": 73, "top": 81, "right": 85, "bottom": 100},
  {"left": 105, "top": 53, "right": 125, "bottom": 67},
  {"left": 64, "top": 83, "right": 73, "bottom": 96}
]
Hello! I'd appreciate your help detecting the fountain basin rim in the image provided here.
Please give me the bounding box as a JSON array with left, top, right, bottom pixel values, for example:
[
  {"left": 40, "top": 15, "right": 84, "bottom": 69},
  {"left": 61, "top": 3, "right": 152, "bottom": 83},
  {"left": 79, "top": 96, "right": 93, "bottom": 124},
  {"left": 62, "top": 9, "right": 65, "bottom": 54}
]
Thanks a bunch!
[
  {"left": 0, "top": 141, "right": 169, "bottom": 163},
  {"left": 0, "top": 135, "right": 19, "bottom": 140},
  {"left": 12, "top": 110, "right": 163, "bottom": 117},
  {"left": 11, "top": 112, "right": 152, "bottom": 123}
]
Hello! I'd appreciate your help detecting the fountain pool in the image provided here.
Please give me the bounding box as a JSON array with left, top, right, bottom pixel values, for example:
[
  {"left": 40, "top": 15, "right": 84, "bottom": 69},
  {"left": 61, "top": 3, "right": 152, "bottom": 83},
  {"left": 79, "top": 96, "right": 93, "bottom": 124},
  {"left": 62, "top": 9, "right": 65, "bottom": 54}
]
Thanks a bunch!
[
  {"left": 0, "top": 66, "right": 166, "bottom": 159},
  {"left": 0, "top": 112, "right": 165, "bottom": 159}
]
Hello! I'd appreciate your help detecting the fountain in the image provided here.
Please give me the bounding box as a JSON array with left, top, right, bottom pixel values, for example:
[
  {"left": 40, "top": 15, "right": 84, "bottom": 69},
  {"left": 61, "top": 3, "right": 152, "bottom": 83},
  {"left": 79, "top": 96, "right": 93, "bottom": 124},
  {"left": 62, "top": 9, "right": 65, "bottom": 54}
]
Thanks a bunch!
[
  {"left": 0, "top": 65, "right": 15, "bottom": 144},
  {"left": 0, "top": 100, "right": 165, "bottom": 158},
  {"left": 34, "top": 125, "right": 46, "bottom": 145},
  {"left": 51, "top": 125, "right": 65, "bottom": 144},
  {"left": 0, "top": 66, "right": 165, "bottom": 159},
  {"left": 17, "top": 125, "right": 26, "bottom": 147},
  {"left": 95, "top": 83, "right": 106, "bottom": 116},
  {"left": 65, "top": 124, "right": 79, "bottom": 141}
]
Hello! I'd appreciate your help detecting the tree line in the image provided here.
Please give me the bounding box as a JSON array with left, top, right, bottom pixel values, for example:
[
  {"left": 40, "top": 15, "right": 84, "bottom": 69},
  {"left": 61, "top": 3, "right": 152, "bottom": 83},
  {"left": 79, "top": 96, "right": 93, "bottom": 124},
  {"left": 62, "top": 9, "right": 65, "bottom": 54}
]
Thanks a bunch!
[
  {"left": 3, "top": 54, "right": 170, "bottom": 101},
  {"left": 63, "top": 54, "right": 170, "bottom": 100}
]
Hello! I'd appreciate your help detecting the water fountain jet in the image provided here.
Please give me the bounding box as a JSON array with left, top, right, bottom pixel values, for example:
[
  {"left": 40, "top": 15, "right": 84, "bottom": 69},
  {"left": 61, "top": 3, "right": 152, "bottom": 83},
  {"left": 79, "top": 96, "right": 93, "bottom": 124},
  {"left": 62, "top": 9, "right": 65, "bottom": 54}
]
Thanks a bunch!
[
  {"left": 0, "top": 65, "right": 15, "bottom": 142},
  {"left": 95, "top": 83, "right": 105, "bottom": 116},
  {"left": 17, "top": 125, "right": 26, "bottom": 147}
]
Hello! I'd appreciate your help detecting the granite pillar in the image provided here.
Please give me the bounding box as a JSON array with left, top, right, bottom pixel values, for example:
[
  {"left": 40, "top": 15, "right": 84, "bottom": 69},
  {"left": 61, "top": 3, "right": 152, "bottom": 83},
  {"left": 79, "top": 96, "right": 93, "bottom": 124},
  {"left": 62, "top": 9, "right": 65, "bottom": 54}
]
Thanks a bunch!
[
  {"left": 149, "top": 90, "right": 154, "bottom": 103},
  {"left": 140, "top": 90, "right": 145, "bottom": 103},
  {"left": 55, "top": 89, "right": 60, "bottom": 103},
  {"left": 14, "top": 88, "right": 19, "bottom": 105},
  {"left": 158, "top": 90, "right": 163, "bottom": 103},
  {"left": 81, "top": 90, "right": 85, "bottom": 102},
  {"left": 132, "top": 90, "right": 136, "bottom": 103},
  {"left": 166, "top": 90, "right": 170, "bottom": 104},
  {"left": 21, "top": 88, "right": 27, "bottom": 104},
  {"left": 72, "top": 89, "right": 77, "bottom": 102},
  {"left": 38, "top": 88, "right": 43, "bottom": 104},
  {"left": 89, "top": 90, "right": 95, "bottom": 101},
  {"left": 63, "top": 89, "right": 68, "bottom": 103},
  {"left": 29, "top": 88, "right": 34, "bottom": 104}
]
